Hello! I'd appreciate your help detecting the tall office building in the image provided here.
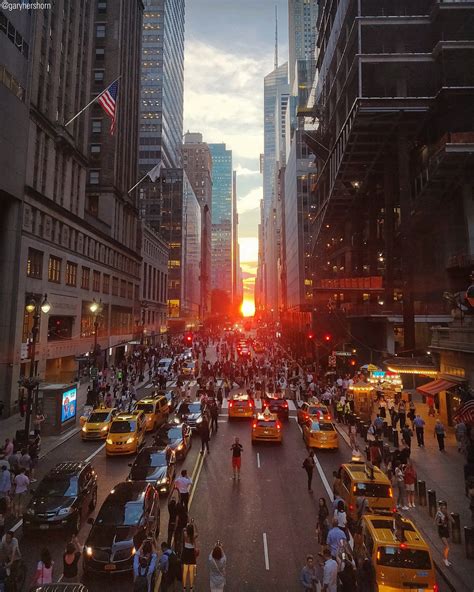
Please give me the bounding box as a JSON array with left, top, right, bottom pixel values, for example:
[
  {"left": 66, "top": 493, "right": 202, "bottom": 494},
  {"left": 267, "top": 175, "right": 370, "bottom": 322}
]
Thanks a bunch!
[
  {"left": 182, "top": 132, "right": 212, "bottom": 317},
  {"left": 140, "top": 0, "right": 185, "bottom": 169},
  {"left": 209, "top": 143, "right": 233, "bottom": 298},
  {"left": 288, "top": 0, "right": 318, "bottom": 88}
]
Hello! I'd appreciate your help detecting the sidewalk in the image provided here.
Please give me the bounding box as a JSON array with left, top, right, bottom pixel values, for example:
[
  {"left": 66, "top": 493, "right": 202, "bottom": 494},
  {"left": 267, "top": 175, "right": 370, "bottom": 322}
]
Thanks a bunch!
[{"left": 341, "top": 391, "right": 474, "bottom": 591}]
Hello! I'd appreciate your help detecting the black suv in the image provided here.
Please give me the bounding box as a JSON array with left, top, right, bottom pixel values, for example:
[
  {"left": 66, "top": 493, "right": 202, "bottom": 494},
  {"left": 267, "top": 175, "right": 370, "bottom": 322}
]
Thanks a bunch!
[
  {"left": 262, "top": 394, "right": 290, "bottom": 421},
  {"left": 83, "top": 481, "right": 160, "bottom": 575},
  {"left": 23, "top": 461, "right": 97, "bottom": 533},
  {"left": 128, "top": 446, "right": 176, "bottom": 495}
]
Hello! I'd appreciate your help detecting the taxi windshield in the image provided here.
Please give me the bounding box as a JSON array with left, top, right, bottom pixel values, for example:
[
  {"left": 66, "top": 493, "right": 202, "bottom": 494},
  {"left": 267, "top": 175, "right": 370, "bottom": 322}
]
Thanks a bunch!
[
  {"left": 310, "top": 422, "right": 334, "bottom": 431},
  {"left": 377, "top": 546, "right": 431, "bottom": 569},
  {"left": 168, "top": 428, "right": 183, "bottom": 439},
  {"left": 110, "top": 421, "right": 136, "bottom": 433},
  {"left": 355, "top": 482, "right": 390, "bottom": 497},
  {"left": 136, "top": 403, "right": 155, "bottom": 413},
  {"left": 309, "top": 407, "right": 326, "bottom": 415},
  {"left": 88, "top": 412, "right": 110, "bottom": 423}
]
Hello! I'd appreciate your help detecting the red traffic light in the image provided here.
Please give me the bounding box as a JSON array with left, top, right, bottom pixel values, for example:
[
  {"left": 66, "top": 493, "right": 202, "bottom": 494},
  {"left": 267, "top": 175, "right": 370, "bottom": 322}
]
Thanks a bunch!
[
  {"left": 324, "top": 333, "right": 332, "bottom": 342},
  {"left": 184, "top": 332, "right": 193, "bottom": 344},
  {"left": 307, "top": 332, "right": 314, "bottom": 340},
  {"left": 350, "top": 358, "right": 356, "bottom": 367}
]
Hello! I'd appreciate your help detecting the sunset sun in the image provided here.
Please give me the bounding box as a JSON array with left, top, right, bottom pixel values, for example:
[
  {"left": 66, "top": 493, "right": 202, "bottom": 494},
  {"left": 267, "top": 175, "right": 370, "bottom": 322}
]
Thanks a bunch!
[{"left": 241, "top": 299, "right": 255, "bottom": 317}]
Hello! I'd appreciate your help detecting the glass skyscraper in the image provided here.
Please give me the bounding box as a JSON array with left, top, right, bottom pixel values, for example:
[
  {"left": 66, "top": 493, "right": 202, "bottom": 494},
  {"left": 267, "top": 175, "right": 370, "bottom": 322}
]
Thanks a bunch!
[{"left": 140, "top": 0, "right": 184, "bottom": 169}]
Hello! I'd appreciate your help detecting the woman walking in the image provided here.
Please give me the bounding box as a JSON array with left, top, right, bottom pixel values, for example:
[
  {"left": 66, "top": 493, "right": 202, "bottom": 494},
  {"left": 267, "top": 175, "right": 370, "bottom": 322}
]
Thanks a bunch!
[
  {"left": 182, "top": 521, "right": 198, "bottom": 592},
  {"left": 404, "top": 461, "right": 417, "bottom": 508},
  {"left": 62, "top": 535, "right": 82, "bottom": 582},
  {"left": 316, "top": 497, "right": 329, "bottom": 546},
  {"left": 209, "top": 542, "right": 226, "bottom": 592},
  {"left": 435, "top": 501, "right": 455, "bottom": 566},
  {"left": 32, "top": 548, "right": 54, "bottom": 586}
]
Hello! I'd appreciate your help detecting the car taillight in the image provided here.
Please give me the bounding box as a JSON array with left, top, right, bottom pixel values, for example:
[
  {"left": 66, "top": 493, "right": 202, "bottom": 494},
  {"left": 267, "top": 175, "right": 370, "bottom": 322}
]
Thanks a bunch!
[
  {"left": 252, "top": 422, "right": 257, "bottom": 429},
  {"left": 283, "top": 402, "right": 288, "bottom": 408},
  {"left": 349, "top": 504, "right": 354, "bottom": 511},
  {"left": 433, "top": 585, "right": 438, "bottom": 592},
  {"left": 400, "top": 543, "right": 407, "bottom": 549},
  {"left": 326, "top": 415, "right": 331, "bottom": 420},
  {"left": 392, "top": 507, "right": 397, "bottom": 513},
  {"left": 229, "top": 401, "right": 233, "bottom": 408},
  {"left": 276, "top": 422, "right": 281, "bottom": 430},
  {"left": 249, "top": 400, "right": 254, "bottom": 406}
]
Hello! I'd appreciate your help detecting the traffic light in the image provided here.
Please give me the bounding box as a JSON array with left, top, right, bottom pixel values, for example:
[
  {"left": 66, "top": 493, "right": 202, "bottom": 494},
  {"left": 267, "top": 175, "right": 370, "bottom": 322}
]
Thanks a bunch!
[
  {"left": 307, "top": 331, "right": 315, "bottom": 340},
  {"left": 184, "top": 332, "right": 193, "bottom": 345},
  {"left": 349, "top": 357, "right": 357, "bottom": 367},
  {"left": 324, "top": 333, "right": 332, "bottom": 342}
]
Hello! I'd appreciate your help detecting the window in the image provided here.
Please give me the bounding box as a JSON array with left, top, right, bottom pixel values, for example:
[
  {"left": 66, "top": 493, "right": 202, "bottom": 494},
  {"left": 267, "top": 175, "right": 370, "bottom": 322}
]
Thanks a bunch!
[
  {"left": 96, "top": 24, "right": 106, "bottom": 38},
  {"left": 95, "top": 48, "right": 105, "bottom": 60},
  {"left": 103, "top": 273, "right": 110, "bottom": 294},
  {"left": 81, "top": 267, "right": 90, "bottom": 290},
  {"left": 48, "top": 256, "right": 61, "bottom": 283},
  {"left": 112, "top": 276, "right": 119, "bottom": 296},
  {"left": 89, "top": 170, "right": 99, "bottom": 185},
  {"left": 93, "top": 270, "right": 101, "bottom": 292},
  {"left": 94, "top": 70, "right": 104, "bottom": 83},
  {"left": 66, "top": 262, "right": 77, "bottom": 287},
  {"left": 27, "top": 248, "right": 43, "bottom": 279},
  {"left": 90, "top": 144, "right": 101, "bottom": 155},
  {"left": 97, "top": 1, "right": 107, "bottom": 13},
  {"left": 92, "top": 119, "right": 102, "bottom": 134},
  {"left": 87, "top": 195, "right": 99, "bottom": 217},
  {"left": 120, "top": 279, "right": 126, "bottom": 298},
  {"left": 127, "top": 282, "right": 133, "bottom": 299}
]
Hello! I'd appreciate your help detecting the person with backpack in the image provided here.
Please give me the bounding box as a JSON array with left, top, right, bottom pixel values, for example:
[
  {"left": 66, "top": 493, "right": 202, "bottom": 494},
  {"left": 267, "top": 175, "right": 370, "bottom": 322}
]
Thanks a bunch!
[
  {"left": 158, "top": 541, "right": 180, "bottom": 592},
  {"left": 133, "top": 540, "right": 157, "bottom": 592},
  {"left": 435, "top": 501, "right": 455, "bottom": 567},
  {"left": 302, "top": 450, "right": 316, "bottom": 492}
]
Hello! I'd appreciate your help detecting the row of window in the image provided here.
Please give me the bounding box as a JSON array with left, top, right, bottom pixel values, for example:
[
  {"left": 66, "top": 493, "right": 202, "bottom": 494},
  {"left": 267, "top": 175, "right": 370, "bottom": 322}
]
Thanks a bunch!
[
  {"left": 0, "top": 12, "right": 29, "bottom": 58},
  {"left": 0, "top": 63, "right": 25, "bottom": 101},
  {"left": 27, "top": 248, "right": 138, "bottom": 299}
]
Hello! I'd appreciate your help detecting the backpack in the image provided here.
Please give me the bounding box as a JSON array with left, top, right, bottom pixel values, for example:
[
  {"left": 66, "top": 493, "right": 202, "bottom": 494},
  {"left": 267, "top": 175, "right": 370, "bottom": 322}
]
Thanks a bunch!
[
  {"left": 134, "top": 560, "right": 149, "bottom": 592},
  {"left": 165, "top": 549, "right": 181, "bottom": 582}
]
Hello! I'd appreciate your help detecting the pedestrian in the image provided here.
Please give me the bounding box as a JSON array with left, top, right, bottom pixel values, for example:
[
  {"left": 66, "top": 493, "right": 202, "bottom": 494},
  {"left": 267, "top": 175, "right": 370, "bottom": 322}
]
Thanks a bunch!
[
  {"left": 299, "top": 554, "right": 319, "bottom": 591},
  {"left": 174, "top": 470, "right": 192, "bottom": 509},
  {"left": 401, "top": 425, "right": 413, "bottom": 451},
  {"left": 316, "top": 497, "right": 329, "bottom": 545},
  {"left": 199, "top": 417, "right": 210, "bottom": 454},
  {"left": 302, "top": 450, "right": 316, "bottom": 493},
  {"left": 32, "top": 548, "right": 54, "bottom": 586},
  {"left": 209, "top": 542, "right": 226, "bottom": 592},
  {"left": 434, "top": 419, "right": 446, "bottom": 451},
  {"left": 348, "top": 423, "right": 357, "bottom": 449},
  {"left": 455, "top": 420, "right": 467, "bottom": 453},
  {"left": 173, "top": 501, "right": 188, "bottom": 554},
  {"left": 368, "top": 440, "right": 382, "bottom": 468},
  {"left": 413, "top": 414, "right": 425, "bottom": 447},
  {"left": 326, "top": 518, "right": 347, "bottom": 558},
  {"left": 0, "top": 466, "right": 11, "bottom": 501},
  {"left": 356, "top": 492, "right": 369, "bottom": 523},
  {"left": 404, "top": 460, "right": 417, "bottom": 508},
  {"left": 394, "top": 463, "right": 408, "bottom": 510},
  {"left": 210, "top": 403, "right": 219, "bottom": 433},
  {"left": 426, "top": 395, "right": 435, "bottom": 417},
  {"left": 322, "top": 548, "right": 338, "bottom": 592},
  {"left": 167, "top": 498, "right": 178, "bottom": 546},
  {"left": 181, "top": 521, "right": 198, "bottom": 592},
  {"left": 333, "top": 500, "right": 347, "bottom": 532},
  {"left": 133, "top": 540, "right": 157, "bottom": 592},
  {"left": 33, "top": 409, "right": 46, "bottom": 435},
  {"left": 12, "top": 468, "right": 29, "bottom": 519},
  {"left": 158, "top": 541, "right": 180, "bottom": 592},
  {"left": 1, "top": 440, "right": 13, "bottom": 460},
  {"left": 435, "top": 501, "right": 455, "bottom": 566},
  {"left": 337, "top": 546, "right": 357, "bottom": 592},
  {"left": 230, "top": 437, "right": 243, "bottom": 480},
  {"left": 62, "top": 535, "right": 82, "bottom": 582},
  {"left": 398, "top": 400, "right": 406, "bottom": 430},
  {"left": 332, "top": 470, "right": 343, "bottom": 497}
]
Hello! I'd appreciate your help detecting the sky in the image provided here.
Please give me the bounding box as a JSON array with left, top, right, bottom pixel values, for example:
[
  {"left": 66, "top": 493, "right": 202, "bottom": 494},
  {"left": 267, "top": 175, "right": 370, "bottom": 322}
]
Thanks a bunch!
[{"left": 184, "top": 0, "right": 289, "bottom": 301}]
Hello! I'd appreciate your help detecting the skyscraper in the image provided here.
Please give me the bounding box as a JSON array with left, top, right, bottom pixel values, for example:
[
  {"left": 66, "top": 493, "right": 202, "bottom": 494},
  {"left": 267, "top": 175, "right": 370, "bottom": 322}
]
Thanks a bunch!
[
  {"left": 288, "top": 0, "right": 318, "bottom": 88},
  {"left": 209, "top": 143, "right": 233, "bottom": 297},
  {"left": 140, "top": 0, "right": 185, "bottom": 169}
]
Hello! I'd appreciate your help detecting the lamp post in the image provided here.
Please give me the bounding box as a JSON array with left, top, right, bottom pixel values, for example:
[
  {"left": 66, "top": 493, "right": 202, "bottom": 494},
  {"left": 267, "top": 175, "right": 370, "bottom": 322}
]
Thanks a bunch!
[
  {"left": 89, "top": 299, "right": 103, "bottom": 375},
  {"left": 20, "top": 294, "right": 51, "bottom": 437},
  {"left": 140, "top": 302, "right": 148, "bottom": 345}
]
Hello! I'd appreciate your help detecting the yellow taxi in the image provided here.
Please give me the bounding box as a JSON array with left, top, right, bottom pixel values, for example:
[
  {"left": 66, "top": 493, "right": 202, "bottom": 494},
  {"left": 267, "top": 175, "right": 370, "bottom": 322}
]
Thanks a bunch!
[
  {"left": 302, "top": 419, "right": 339, "bottom": 449},
  {"left": 134, "top": 396, "right": 169, "bottom": 431},
  {"left": 181, "top": 361, "right": 196, "bottom": 377},
  {"left": 106, "top": 410, "right": 146, "bottom": 456},
  {"left": 228, "top": 393, "right": 255, "bottom": 420},
  {"left": 81, "top": 407, "right": 118, "bottom": 440},
  {"left": 297, "top": 399, "right": 332, "bottom": 425},
  {"left": 338, "top": 462, "right": 395, "bottom": 521},
  {"left": 358, "top": 512, "right": 437, "bottom": 592},
  {"left": 251, "top": 409, "right": 282, "bottom": 444}
]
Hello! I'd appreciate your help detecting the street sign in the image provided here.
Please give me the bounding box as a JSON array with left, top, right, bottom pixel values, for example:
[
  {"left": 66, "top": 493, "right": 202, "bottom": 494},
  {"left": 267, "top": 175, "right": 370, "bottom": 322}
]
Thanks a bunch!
[
  {"left": 335, "top": 351, "right": 351, "bottom": 357},
  {"left": 328, "top": 355, "right": 336, "bottom": 367},
  {"left": 20, "top": 343, "right": 29, "bottom": 360}
]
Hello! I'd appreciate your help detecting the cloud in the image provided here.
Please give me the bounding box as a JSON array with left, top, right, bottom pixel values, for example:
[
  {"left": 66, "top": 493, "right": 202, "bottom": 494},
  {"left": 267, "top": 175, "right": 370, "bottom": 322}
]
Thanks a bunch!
[
  {"left": 234, "top": 164, "right": 261, "bottom": 177},
  {"left": 184, "top": 39, "right": 268, "bottom": 161},
  {"left": 237, "top": 188, "right": 262, "bottom": 215}
]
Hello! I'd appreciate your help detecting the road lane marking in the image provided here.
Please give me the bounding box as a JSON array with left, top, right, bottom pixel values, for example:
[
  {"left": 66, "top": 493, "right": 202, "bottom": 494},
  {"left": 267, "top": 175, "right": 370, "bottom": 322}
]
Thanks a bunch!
[
  {"left": 85, "top": 443, "right": 106, "bottom": 462},
  {"left": 263, "top": 533, "right": 270, "bottom": 570},
  {"left": 257, "top": 453, "right": 261, "bottom": 468}
]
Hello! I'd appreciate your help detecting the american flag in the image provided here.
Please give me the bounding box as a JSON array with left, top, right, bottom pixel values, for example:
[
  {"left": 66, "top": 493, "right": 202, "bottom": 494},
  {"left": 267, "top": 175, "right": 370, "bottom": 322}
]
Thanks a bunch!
[
  {"left": 98, "top": 80, "right": 118, "bottom": 134},
  {"left": 453, "top": 398, "right": 474, "bottom": 425}
]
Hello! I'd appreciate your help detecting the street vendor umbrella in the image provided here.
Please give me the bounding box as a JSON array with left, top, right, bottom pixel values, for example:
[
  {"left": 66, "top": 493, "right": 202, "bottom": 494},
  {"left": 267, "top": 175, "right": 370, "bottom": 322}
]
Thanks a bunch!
[{"left": 360, "top": 364, "right": 379, "bottom": 372}]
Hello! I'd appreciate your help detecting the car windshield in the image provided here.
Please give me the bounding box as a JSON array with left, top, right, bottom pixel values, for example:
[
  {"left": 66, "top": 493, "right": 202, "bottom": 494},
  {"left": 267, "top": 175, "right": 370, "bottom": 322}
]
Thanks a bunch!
[
  {"left": 377, "top": 546, "right": 432, "bottom": 570},
  {"left": 37, "top": 476, "right": 78, "bottom": 497},
  {"left": 109, "top": 421, "right": 135, "bottom": 433},
  {"left": 88, "top": 412, "right": 110, "bottom": 423},
  {"left": 135, "top": 451, "right": 167, "bottom": 467},
  {"left": 168, "top": 428, "right": 183, "bottom": 439},
  {"left": 355, "top": 482, "right": 391, "bottom": 498},
  {"left": 188, "top": 403, "right": 201, "bottom": 414},
  {"left": 95, "top": 501, "right": 143, "bottom": 526},
  {"left": 136, "top": 403, "right": 154, "bottom": 414},
  {"left": 267, "top": 399, "right": 285, "bottom": 406}
]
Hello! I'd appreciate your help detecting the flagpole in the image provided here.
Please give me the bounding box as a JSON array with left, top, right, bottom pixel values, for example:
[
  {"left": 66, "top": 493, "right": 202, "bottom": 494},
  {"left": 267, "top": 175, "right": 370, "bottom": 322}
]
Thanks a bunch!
[
  {"left": 64, "top": 75, "right": 122, "bottom": 127},
  {"left": 128, "top": 172, "right": 150, "bottom": 194}
]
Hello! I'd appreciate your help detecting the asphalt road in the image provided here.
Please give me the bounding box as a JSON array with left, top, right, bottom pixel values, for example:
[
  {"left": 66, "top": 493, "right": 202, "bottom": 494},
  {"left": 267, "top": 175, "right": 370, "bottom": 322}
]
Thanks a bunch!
[{"left": 11, "top": 343, "right": 450, "bottom": 592}]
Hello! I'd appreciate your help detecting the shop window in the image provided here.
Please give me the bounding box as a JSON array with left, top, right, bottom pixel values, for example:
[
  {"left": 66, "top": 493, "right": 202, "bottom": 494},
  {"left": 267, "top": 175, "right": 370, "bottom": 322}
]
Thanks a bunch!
[
  {"left": 48, "top": 256, "right": 61, "bottom": 283},
  {"left": 27, "top": 248, "right": 43, "bottom": 279}
]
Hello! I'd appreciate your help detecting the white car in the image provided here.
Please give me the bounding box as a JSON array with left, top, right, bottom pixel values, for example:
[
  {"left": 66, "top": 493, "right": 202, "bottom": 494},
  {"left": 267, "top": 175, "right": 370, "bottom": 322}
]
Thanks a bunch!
[{"left": 158, "top": 358, "right": 173, "bottom": 373}]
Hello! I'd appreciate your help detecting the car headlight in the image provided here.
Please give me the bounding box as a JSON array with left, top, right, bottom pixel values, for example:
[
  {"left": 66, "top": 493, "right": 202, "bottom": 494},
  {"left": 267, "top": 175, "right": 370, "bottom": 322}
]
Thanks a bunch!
[
  {"left": 106, "top": 438, "right": 113, "bottom": 445},
  {"left": 85, "top": 546, "right": 93, "bottom": 557},
  {"left": 82, "top": 426, "right": 87, "bottom": 432},
  {"left": 101, "top": 425, "right": 108, "bottom": 431},
  {"left": 177, "top": 444, "right": 184, "bottom": 451},
  {"left": 58, "top": 507, "right": 72, "bottom": 516},
  {"left": 126, "top": 436, "right": 135, "bottom": 444},
  {"left": 159, "top": 477, "right": 168, "bottom": 484},
  {"left": 26, "top": 508, "right": 35, "bottom": 516},
  {"left": 196, "top": 417, "right": 203, "bottom": 424}
]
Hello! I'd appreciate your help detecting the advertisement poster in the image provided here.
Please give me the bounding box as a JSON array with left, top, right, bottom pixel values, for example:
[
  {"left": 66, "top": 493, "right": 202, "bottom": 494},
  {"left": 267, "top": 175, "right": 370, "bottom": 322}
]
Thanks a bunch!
[{"left": 61, "top": 386, "right": 77, "bottom": 423}]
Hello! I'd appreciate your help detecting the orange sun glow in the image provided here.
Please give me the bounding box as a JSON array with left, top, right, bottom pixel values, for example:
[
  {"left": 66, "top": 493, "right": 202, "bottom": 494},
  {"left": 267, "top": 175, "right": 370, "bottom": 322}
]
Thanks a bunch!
[{"left": 241, "top": 299, "right": 255, "bottom": 317}]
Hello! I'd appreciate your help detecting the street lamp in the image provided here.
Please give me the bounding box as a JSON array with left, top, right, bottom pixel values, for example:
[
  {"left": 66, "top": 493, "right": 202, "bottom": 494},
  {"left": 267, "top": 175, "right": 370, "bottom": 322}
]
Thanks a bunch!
[
  {"left": 89, "top": 298, "right": 103, "bottom": 370},
  {"left": 20, "top": 293, "right": 51, "bottom": 436},
  {"left": 140, "top": 302, "right": 149, "bottom": 345}
]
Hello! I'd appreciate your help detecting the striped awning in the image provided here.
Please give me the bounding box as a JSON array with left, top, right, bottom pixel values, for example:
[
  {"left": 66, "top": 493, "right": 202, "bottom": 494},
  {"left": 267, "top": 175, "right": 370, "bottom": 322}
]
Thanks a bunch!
[{"left": 417, "top": 379, "right": 457, "bottom": 396}]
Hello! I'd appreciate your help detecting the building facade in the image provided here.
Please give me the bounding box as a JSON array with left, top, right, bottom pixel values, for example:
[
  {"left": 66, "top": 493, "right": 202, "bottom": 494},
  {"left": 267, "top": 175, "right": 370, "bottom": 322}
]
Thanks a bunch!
[
  {"left": 182, "top": 132, "right": 212, "bottom": 317},
  {"left": 288, "top": 0, "right": 318, "bottom": 89},
  {"left": 209, "top": 143, "right": 233, "bottom": 297},
  {"left": 306, "top": 0, "right": 474, "bottom": 361}
]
